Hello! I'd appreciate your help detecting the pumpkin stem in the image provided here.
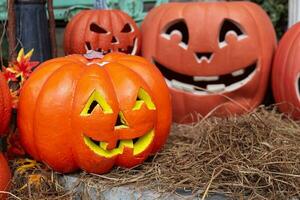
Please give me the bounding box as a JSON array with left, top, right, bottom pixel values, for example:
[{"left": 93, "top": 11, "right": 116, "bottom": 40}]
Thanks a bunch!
[{"left": 94, "top": 0, "right": 108, "bottom": 10}]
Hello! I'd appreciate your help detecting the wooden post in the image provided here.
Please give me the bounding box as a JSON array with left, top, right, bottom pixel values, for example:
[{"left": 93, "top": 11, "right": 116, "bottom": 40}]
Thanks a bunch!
[
  {"left": 7, "top": 0, "right": 17, "bottom": 61},
  {"left": 47, "top": 0, "right": 57, "bottom": 58},
  {"left": 289, "top": 0, "right": 300, "bottom": 27}
]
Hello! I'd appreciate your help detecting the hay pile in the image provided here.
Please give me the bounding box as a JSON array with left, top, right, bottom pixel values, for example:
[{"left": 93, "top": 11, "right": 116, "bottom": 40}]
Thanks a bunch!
[{"left": 9, "top": 106, "right": 300, "bottom": 199}]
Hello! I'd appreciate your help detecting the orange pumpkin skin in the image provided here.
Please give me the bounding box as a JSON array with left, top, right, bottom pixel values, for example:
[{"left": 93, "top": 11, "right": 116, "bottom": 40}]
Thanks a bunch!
[
  {"left": 0, "top": 153, "right": 11, "bottom": 200},
  {"left": 18, "top": 53, "right": 171, "bottom": 174},
  {"left": 64, "top": 10, "right": 141, "bottom": 55},
  {"left": 141, "top": 2, "right": 276, "bottom": 123},
  {"left": 0, "top": 72, "right": 11, "bottom": 136},
  {"left": 272, "top": 23, "right": 300, "bottom": 119}
]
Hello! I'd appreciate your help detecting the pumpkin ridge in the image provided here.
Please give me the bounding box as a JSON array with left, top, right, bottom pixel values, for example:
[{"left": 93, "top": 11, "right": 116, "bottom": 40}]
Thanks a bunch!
[
  {"left": 242, "top": 2, "right": 275, "bottom": 107},
  {"left": 70, "top": 65, "right": 97, "bottom": 169},
  {"left": 279, "top": 26, "right": 300, "bottom": 104},
  {"left": 155, "top": 6, "right": 171, "bottom": 56},
  {"left": 284, "top": 28, "right": 300, "bottom": 106},
  {"left": 70, "top": 12, "right": 87, "bottom": 53},
  {"left": 18, "top": 60, "right": 74, "bottom": 158},
  {"left": 31, "top": 62, "right": 82, "bottom": 161}
]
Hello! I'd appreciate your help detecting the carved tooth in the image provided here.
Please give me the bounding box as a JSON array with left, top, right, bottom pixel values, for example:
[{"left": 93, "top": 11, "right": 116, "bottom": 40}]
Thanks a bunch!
[
  {"left": 238, "top": 35, "right": 247, "bottom": 41},
  {"left": 164, "top": 78, "right": 172, "bottom": 87},
  {"left": 193, "top": 76, "right": 219, "bottom": 81},
  {"left": 171, "top": 80, "right": 195, "bottom": 92},
  {"left": 226, "top": 69, "right": 256, "bottom": 92},
  {"left": 192, "top": 89, "right": 208, "bottom": 95},
  {"left": 131, "top": 38, "right": 138, "bottom": 55},
  {"left": 206, "top": 84, "right": 226, "bottom": 92},
  {"left": 219, "top": 41, "right": 227, "bottom": 49},
  {"left": 100, "top": 141, "right": 108, "bottom": 150},
  {"left": 231, "top": 69, "right": 245, "bottom": 77},
  {"left": 225, "top": 81, "right": 244, "bottom": 92}
]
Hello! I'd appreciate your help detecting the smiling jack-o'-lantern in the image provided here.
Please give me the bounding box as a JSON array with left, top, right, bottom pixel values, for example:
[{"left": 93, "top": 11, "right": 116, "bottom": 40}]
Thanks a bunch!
[
  {"left": 64, "top": 8, "right": 141, "bottom": 56},
  {"left": 141, "top": 2, "right": 276, "bottom": 123},
  {"left": 272, "top": 22, "right": 300, "bottom": 119},
  {"left": 0, "top": 72, "right": 11, "bottom": 135},
  {"left": 18, "top": 53, "right": 171, "bottom": 174},
  {"left": 0, "top": 153, "right": 11, "bottom": 200}
]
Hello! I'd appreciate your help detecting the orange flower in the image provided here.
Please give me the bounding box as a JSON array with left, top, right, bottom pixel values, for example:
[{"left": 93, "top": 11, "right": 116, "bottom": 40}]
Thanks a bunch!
[{"left": 3, "top": 48, "right": 39, "bottom": 109}]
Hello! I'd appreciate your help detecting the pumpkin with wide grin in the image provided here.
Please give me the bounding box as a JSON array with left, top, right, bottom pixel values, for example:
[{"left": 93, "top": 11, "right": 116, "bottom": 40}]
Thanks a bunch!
[
  {"left": 141, "top": 2, "right": 276, "bottom": 123},
  {"left": 18, "top": 53, "right": 172, "bottom": 174}
]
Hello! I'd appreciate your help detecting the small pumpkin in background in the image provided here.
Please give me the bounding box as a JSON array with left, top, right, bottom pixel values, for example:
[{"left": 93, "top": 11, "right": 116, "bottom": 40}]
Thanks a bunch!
[
  {"left": 0, "top": 72, "right": 11, "bottom": 135},
  {"left": 272, "top": 22, "right": 300, "bottom": 119},
  {"left": 64, "top": 0, "right": 141, "bottom": 56},
  {"left": 141, "top": 2, "right": 276, "bottom": 123},
  {"left": 18, "top": 53, "right": 171, "bottom": 174},
  {"left": 0, "top": 153, "right": 11, "bottom": 200}
]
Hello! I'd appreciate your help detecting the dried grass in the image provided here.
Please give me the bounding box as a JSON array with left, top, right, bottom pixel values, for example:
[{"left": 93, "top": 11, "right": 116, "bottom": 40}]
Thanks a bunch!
[{"left": 8, "top": 106, "right": 300, "bottom": 200}]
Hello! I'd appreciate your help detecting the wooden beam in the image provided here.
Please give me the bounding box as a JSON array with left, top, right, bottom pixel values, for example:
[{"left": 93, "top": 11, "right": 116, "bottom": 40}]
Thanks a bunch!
[
  {"left": 47, "top": 0, "right": 57, "bottom": 58},
  {"left": 289, "top": 0, "right": 300, "bottom": 27},
  {"left": 7, "top": 0, "right": 16, "bottom": 61}
]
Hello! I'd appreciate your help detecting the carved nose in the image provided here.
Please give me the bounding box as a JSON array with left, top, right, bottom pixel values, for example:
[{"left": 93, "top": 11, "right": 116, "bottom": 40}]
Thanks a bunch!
[
  {"left": 111, "top": 36, "right": 118, "bottom": 44},
  {"left": 195, "top": 52, "right": 213, "bottom": 63}
]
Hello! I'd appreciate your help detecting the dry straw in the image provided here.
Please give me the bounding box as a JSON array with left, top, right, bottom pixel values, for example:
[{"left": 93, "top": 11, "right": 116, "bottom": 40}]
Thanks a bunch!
[{"left": 8, "top": 106, "right": 300, "bottom": 200}]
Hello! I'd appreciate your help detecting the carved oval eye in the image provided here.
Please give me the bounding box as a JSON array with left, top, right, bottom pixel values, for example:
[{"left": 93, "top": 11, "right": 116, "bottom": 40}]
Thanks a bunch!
[
  {"left": 121, "top": 23, "right": 133, "bottom": 33},
  {"left": 219, "top": 19, "right": 246, "bottom": 48},
  {"left": 161, "top": 20, "right": 189, "bottom": 50},
  {"left": 81, "top": 90, "right": 113, "bottom": 116},
  {"left": 90, "top": 23, "right": 108, "bottom": 34},
  {"left": 133, "top": 88, "right": 156, "bottom": 111}
]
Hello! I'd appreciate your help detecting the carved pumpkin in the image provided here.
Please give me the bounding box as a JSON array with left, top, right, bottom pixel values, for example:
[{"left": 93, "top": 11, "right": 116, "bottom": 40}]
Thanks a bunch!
[
  {"left": 18, "top": 53, "right": 171, "bottom": 174},
  {"left": 0, "top": 72, "right": 11, "bottom": 135},
  {"left": 64, "top": 9, "right": 141, "bottom": 56},
  {"left": 141, "top": 2, "right": 276, "bottom": 123},
  {"left": 272, "top": 22, "right": 300, "bottom": 119},
  {"left": 0, "top": 153, "right": 11, "bottom": 200}
]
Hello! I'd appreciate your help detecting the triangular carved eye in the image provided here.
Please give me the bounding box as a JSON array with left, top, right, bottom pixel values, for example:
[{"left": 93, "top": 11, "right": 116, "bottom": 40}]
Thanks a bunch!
[
  {"left": 90, "top": 23, "right": 108, "bottom": 34},
  {"left": 132, "top": 88, "right": 156, "bottom": 111},
  {"left": 121, "top": 23, "right": 133, "bottom": 33},
  {"left": 81, "top": 90, "right": 113, "bottom": 116}
]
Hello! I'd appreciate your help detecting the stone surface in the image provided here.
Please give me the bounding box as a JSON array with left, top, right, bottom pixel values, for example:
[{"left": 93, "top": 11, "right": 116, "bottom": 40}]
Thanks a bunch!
[{"left": 60, "top": 175, "right": 228, "bottom": 200}]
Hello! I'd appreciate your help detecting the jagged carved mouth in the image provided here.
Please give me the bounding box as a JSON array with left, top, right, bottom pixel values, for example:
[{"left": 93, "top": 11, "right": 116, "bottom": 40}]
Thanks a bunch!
[
  {"left": 153, "top": 59, "right": 257, "bottom": 95},
  {"left": 85, "top": 38, "right": 138, "bottom": 55},
  {"left": 83, "top": 129, "right": 154, "bottom": 158}
]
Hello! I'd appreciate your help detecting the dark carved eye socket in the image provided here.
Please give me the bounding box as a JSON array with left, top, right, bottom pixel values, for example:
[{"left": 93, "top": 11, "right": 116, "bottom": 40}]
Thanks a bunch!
[
  {"left": 90, "top": 23, "right": 108, "bottom": 34},
  {"left": 121, "top": 23, "right": 133, "bottom": 33},
  {"left": 87, "top": 101, "right": 98, "bottom": 114},
  {"left": 219, "top": 19, "right": 245, "bottom": 45},
  {"left": 162, "top": 20, "right": 189, "bottom": 48}
]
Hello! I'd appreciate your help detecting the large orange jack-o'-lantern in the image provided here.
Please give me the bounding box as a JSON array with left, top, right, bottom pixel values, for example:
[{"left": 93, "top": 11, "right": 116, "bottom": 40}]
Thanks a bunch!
[
  {"left": 64, "top": 4, "right": 141, "bottom": 56},
  {"left": 272, "top": 22, "right": 300, "bottom": 119},
  {"left": 18, "top": 53, "right": 171, "bottom": 174},
  {"left": 0, "top": 153, "right": 11, "bottom": 200},
  {"left": 141, "top": 2, "right": 276, "bottom": 123}
]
